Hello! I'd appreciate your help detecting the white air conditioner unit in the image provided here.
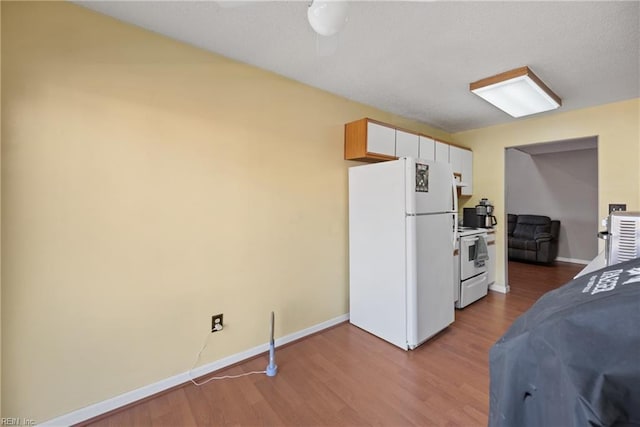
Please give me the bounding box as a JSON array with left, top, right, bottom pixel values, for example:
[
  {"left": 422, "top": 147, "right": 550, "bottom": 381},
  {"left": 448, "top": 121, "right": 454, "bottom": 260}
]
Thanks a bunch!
[{"left": 608, "top": 211, "right": 640, "bottom": 265}]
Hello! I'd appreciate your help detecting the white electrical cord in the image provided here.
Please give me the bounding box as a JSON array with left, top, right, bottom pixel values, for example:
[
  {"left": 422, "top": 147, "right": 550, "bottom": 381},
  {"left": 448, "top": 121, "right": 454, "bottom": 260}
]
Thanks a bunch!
[{"left": 188, "top": 329, "right": 266, "bottom": 387}]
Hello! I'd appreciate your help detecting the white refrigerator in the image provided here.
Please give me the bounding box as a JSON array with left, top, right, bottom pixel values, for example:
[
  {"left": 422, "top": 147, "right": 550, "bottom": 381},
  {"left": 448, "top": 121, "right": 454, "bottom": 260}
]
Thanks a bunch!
[{"left": 349, "top": 158, "right": 457, "bottom": 350}]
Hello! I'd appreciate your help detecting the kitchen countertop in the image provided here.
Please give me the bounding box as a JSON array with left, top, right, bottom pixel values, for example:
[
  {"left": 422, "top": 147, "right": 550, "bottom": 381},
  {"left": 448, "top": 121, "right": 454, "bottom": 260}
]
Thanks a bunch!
[{"left": 458, "top": 227, "right": 490, "bottom": 237}]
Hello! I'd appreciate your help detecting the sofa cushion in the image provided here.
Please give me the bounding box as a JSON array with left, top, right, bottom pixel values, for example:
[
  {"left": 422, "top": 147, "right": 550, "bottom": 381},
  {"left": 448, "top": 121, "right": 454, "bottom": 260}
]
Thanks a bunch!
[
  {"left": 509, "top": 237, "right": 538, "bottom": 251},
  {"left": 517, "top": 215, "right": 551, "bottom": 225},
  {"left": 513, "top": 215, "right": 551, "bottom": 240}
]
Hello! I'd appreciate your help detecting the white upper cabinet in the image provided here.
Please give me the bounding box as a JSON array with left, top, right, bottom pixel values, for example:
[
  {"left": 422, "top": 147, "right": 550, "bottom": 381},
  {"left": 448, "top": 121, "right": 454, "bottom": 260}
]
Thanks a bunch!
[
  {"left": 345, "top": 118, "right": 397, "bottom": 162},
  {"left": 367, "top": 121, "right": 396, "bottom": 157},
  {"left": 395, "top": 130, "right": 419, "bottom": 158},
  {"left": 449, "top": 145, "right": 464, "bottom": 175},
  {"left": 449, "top": 145, "right": 473, "bottom": 195},
  {"left": 435, "top": 141, "right": 450, "bottom": 163},
  {"left": 344, "top": 119, "right": 473, "bottom": 195},
  {"left": 460, "top": 148, "right": 473, "bottom": 196},
  {"left": 418, "top": 136, "right": 435, "bottom": 161}
]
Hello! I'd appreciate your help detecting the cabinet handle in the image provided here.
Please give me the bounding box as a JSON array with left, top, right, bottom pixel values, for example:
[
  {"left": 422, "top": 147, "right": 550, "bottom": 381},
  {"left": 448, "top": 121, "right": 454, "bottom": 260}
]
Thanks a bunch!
[{"left": 488, "top": 241, "right": 496, "bottom": 246}]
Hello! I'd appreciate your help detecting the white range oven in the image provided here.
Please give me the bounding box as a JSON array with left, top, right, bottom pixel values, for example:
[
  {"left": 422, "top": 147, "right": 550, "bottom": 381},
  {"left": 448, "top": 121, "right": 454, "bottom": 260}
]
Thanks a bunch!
[{"left": 456, "top": 227, "right": 489, "bottom": 309}]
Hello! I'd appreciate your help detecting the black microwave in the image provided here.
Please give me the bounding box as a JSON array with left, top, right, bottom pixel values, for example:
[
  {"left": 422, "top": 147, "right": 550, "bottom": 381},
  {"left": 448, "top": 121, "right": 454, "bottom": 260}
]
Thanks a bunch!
[{"left": 463, "top": 207, "right": 484, "bottom": 228}]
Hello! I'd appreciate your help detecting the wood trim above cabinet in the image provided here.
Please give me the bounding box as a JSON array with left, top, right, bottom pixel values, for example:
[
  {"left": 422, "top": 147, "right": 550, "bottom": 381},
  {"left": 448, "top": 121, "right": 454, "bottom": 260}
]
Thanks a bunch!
[
  {"left": 392, "top": 123, "right": 422, "bottom": 138},
  {"left": 445, "top": 140, "right": 473, "bottom": 151},
  {"left": 344, "top": 117, "right": 471, "bottom": 162}
]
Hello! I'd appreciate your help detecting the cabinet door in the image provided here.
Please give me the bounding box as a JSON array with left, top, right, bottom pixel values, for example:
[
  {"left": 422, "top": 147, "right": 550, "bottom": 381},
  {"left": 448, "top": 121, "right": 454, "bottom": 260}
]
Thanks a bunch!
[
  {"left": 460, "top": 148, "right": 473, "bottom": 196},
  {"left": 395, "top": 130, "right": 419, "bottom": 158},
  {"left": 435, "top": 141, "right": 450, "bottom": 163},
  {"left": 487, "top": 233, "right": 496, "bottom": 286},
  {"left": 418, "top": 136, "right": 435, "bottom": 161},
  {"left": 367, "top": 122, "right": 396, "bottom": 157},
  {"left": 449, "top": 145, "right": 463, "bottom": 175}
]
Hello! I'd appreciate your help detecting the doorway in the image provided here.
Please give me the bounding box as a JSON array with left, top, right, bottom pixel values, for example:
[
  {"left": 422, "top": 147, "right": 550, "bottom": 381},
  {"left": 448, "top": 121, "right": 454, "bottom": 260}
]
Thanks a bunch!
[{"left": 504, "top": 136, "right": 599, "bottom": 290}]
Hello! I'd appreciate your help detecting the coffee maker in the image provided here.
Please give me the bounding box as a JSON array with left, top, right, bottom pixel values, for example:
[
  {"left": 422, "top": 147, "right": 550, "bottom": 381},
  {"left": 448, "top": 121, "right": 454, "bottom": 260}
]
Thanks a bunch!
[
  {"left": 477, "top": 198, "right": 497, "bottom": 228},
  {"left": 463, "top": 198, "right": 497, "bottom": 228}
]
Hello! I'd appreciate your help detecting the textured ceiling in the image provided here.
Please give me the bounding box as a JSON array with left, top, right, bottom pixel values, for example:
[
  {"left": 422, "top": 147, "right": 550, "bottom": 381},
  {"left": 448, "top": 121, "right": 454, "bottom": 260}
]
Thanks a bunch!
[{"left": 76, "top": 1, "right": 640, "bottom": 133}]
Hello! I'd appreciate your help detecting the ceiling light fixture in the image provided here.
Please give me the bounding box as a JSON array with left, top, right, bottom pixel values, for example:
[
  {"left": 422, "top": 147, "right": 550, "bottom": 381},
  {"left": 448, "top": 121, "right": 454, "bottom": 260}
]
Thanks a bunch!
[
  {"left": 470, "top": 66, "right": 561, "bottom": 118},
  {"left": 307, "top": 0, "right": 348, "bottom": 37}
]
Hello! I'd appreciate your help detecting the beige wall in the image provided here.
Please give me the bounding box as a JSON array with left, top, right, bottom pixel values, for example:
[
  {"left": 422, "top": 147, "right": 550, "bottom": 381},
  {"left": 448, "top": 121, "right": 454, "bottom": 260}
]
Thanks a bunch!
[
  {"left": 4, "top": 1, "right": 638, "bottom": 422},
  {"left": 0, "top": 0, "right": 3, "bottom": 417},
  {"left": 0, "top": 1, "right": 451, "bottom": 422},
  {"left": 452, "top": 98, "right": 640, "bottom": 289}
]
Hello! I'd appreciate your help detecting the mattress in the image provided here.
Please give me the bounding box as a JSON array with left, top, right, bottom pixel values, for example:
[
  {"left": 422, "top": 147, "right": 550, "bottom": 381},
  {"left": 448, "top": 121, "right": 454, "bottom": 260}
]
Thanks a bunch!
[{"left": 489, "top": 256, "right": 640, "bottom": 427}]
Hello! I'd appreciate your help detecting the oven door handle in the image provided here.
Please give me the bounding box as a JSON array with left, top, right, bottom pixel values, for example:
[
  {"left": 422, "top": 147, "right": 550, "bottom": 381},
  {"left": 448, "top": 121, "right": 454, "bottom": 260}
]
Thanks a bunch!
[{"left": 461, "top": 236, "right": 480, "bottom": 245}]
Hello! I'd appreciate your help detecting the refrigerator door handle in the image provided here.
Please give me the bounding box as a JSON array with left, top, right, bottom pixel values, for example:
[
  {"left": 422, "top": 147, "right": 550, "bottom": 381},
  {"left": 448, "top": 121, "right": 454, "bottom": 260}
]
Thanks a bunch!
[
  {"left": 452, "top": 176, "right": 458, "bottom": 213},
  {"left": 452, "top": 177, "right": 458, "bottom": 247},
  {"left": 452, "top": 213, "right": 458, "bottom": 248}
]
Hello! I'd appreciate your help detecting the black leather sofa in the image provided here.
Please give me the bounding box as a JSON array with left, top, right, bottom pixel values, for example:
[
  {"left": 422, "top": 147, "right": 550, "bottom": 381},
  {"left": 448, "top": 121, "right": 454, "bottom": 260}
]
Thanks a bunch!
[{"left": 508, "top": 214, "right": 560, "bottom": 264}]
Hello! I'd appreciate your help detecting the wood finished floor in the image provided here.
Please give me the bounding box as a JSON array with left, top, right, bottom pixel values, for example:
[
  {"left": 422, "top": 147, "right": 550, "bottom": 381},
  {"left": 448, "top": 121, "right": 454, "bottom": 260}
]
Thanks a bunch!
[{"left": 83, "top": 261, "right": 584, "bottom": 427}]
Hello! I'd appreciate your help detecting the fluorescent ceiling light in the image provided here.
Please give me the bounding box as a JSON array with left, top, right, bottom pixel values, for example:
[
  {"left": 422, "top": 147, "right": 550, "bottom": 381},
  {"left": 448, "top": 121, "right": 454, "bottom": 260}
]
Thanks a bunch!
[{"left": 470, "top": 66, "right": 561, "bottom": 118}]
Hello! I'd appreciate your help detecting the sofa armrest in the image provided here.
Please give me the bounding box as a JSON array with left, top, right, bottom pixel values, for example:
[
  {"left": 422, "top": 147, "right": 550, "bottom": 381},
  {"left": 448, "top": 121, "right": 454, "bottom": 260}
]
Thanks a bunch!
[
  {"left": 536, "top": 239, "right": 558, "bottom": 263},
  {"left": 550, "top": 220, "right": 561, "bottom": 239},
  {"left": 535, "top": 232, "right": 553, "bottom": 242}
]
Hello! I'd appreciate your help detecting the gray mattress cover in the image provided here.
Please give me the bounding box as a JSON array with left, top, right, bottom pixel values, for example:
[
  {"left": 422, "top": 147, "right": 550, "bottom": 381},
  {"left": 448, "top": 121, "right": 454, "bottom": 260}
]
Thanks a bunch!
[{"left": 489, "top": 257, "right": 640, "bottom": 427}]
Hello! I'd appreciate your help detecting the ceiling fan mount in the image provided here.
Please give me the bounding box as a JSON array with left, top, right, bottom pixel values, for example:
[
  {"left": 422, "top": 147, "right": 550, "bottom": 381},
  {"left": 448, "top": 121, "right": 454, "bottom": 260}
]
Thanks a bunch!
[{"left": 307, "top": 0, "right": 349, "bottom": 37}]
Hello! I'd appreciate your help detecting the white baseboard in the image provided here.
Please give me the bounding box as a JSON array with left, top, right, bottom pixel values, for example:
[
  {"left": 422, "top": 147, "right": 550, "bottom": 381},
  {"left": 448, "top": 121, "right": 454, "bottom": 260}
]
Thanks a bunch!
[
  {"left": 556, "top": 257, "right": 590, "bottom": 265},
  {"left": 40, "top": 313, "right": 350, "bottom": 427},
  {"left": 489, "top": 282, "right": 510, "bottom": 294}
]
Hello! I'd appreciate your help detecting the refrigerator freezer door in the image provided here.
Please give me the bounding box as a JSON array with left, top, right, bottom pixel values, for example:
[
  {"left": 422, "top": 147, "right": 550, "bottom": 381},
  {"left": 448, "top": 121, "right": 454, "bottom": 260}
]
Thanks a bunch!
[
  {"left": 349, "top": 160, "right": 408, "bottom": 349},
  {"left": 405, "top": 158, "right": 455, "bottom": 215},
  {"left": 407, "top": 213, "right": 455, "bottom": 348}
]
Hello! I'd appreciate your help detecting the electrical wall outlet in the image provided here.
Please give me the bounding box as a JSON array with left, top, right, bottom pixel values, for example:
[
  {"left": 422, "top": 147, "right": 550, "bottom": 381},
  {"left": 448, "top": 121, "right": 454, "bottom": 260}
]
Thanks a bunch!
[
  {"left": 211, "top": 314, "right": 223, "bottom": 333},
  {"left": 609, "top": 204, "right": 626, "bottom": 214}
]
